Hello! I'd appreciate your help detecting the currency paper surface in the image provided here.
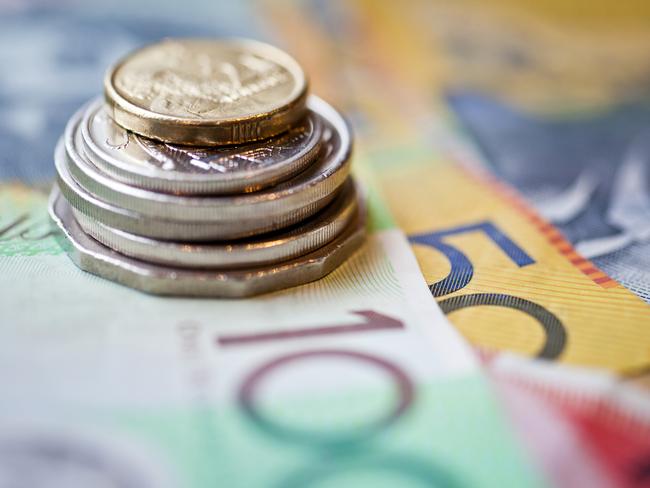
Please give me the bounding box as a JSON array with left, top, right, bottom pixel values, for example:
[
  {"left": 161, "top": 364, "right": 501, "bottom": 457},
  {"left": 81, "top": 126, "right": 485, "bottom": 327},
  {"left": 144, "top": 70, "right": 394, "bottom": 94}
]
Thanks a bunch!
[
  {"left": 266, "top": 0, "right": 650, "bottom": 374},
  {"left": 2, "top": 0, "right": 649, "bottom": 486},
  {"left": 0, "top": 183, "right": 545, "bottom": 487}
]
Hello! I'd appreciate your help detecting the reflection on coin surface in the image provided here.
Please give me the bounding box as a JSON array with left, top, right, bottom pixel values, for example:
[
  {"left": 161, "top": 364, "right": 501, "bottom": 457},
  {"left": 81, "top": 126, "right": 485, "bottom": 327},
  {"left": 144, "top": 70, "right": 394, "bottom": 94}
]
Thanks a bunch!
[
  {"left": 56, "top": 137, "right": 339, "bottom": 241},
  {"left": 72, "top": 180, "right": 358, "bottom": 268},
  {"left": 82, "top": 96, "right": 322, "bottom": 195},
  {"left": 63, "top": 97, "right": 351, "bottom": 230},
  {"left": 54, "top": 134, "right": 347, "bottom": 241},
  {"left": 49, "top": 186, "right": 366, "bottom": 298},
  {"left": 104, "top": 38, "right": 308, "bottom": 145}
]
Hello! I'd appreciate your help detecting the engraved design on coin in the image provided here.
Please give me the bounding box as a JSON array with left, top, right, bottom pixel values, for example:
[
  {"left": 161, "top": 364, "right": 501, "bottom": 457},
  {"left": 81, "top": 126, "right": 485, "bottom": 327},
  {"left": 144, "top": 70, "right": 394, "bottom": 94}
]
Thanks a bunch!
[
  {"left": 113, "top": 40, "right": 295, "bottom": 119},
  {"left": 105, "top": 129, "right": 130, "bottom": 151},
  {"left": 132, "top": 118, "right": 315, "bottom": 175},
  {"left": 63, "top": 96, "right": 350, "bottom": 236}
]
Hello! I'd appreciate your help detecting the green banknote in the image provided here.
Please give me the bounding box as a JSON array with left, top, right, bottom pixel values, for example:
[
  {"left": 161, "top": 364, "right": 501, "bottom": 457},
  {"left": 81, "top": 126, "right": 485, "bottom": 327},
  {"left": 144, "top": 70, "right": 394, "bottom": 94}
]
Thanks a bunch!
[{"left": 0, "top": 183, "right": 547, "bottom": 487}]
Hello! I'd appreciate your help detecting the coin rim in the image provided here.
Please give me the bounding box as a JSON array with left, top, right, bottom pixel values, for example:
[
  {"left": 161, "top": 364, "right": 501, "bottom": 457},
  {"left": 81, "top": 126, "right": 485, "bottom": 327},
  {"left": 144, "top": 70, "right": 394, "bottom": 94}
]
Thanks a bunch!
[
  {"left": 48, "top": 185, "right": 366, "bottom": 298},
  {"left": 82, "top": 96, "right": 323, "bottom": 195},
  {"left": 65, "top": 96, "right": 352, "bottom": 222},
  {"left": 72, "top": 179, "right": 359, "bottom": 269},
  {"left": 104, "top": 38, "right": 309, "bottom": 145},
  {"left": 56, "top": 136, "right": 343, "bottom": 240}
]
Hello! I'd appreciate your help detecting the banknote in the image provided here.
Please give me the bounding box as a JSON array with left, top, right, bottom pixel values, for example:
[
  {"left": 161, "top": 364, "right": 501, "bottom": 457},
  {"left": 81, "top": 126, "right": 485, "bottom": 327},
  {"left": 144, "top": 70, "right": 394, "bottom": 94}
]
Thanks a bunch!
[
  {"left": 485, "top": 354, "right": 650, "bottom": 488},
  {"left": 0, "top": 182, "right": 548, "bottom": 487},
  {"left": 266, "top": 0, "right": 650, "bottom": 374},
  {"left": 0, "top": 3, "right": 550, "bottom": 487},
  {"left": 0, "top": 1, "right": 263, "bottom": 185},
  {"left": 447, "top": 78, "right": 650, "bottom": 305},
  {"left": 403, "top": 0, "right": 650, "bottom": 303},
  {"left": 264, "top": 5, "right": 650, "bottom": 487},
  {"left": 2, "top": 1, "right": 648, "bottom": 487},
  {"left": 387, "top": 161, "right": 650, "bottom": 373}
]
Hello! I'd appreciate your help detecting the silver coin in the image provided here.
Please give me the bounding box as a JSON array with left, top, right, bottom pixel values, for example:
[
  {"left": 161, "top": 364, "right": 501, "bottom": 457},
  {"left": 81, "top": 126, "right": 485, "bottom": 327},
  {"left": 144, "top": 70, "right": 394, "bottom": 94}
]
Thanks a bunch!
[
  {"left": 55, "top": 137, "right": 336, "bottom": 241},
  {"left": 72, "top": 179, "right": 358, "bottom": 268},
  {"left": 65, "top": 96, "right": 351, "bottom": 223},
  {"left": 48, "top": 185, "right": 366, "bottom": 297},
  {"left": 82, "top": 96, "right": 323, "bottom": 195}
]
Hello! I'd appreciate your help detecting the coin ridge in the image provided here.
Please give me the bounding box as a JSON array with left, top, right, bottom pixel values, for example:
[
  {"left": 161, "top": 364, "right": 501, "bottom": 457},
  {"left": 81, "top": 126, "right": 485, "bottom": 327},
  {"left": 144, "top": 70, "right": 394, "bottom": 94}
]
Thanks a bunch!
[
  {"left": 65, "top": 97, "right": 352, "bottom": 222},
  {"left": 56, "top": 136, "right": 345, "bottom": 241},
  {"left": 72, "top": 179, "right": 358, "bottom": 268},
  {"left": 48, "top": 185, "right": 366, "bottom": 297},
  {"left": 104, "top": 38, "right": 309, "bottom": 145}
]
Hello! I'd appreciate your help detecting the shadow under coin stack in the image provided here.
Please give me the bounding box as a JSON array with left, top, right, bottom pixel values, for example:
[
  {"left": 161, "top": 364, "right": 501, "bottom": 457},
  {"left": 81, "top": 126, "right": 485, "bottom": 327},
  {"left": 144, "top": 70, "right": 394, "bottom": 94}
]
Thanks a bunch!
[{"left": 49, "top": 38, "right": 365, "bottom": 297}]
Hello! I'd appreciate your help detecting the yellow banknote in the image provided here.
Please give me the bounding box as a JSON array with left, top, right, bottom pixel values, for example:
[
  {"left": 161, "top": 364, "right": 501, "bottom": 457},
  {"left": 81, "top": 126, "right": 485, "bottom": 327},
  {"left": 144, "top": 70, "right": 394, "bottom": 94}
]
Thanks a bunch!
[
  {"left": 375, "top": 156, "right": 650, "bottom": 373},
  {"left": 266, "top": 0, "right": 650, "bottom": 374}
]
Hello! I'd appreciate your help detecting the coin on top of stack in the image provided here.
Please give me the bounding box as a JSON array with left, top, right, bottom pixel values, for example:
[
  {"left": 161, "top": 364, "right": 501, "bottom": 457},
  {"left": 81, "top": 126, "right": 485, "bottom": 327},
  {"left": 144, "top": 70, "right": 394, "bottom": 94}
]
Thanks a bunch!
[
  {"left": 49, "top": 38, "right": 365, "bottom": 298},
  {"left": 105, "top": 38, "right": 308, "bottom": 146}
]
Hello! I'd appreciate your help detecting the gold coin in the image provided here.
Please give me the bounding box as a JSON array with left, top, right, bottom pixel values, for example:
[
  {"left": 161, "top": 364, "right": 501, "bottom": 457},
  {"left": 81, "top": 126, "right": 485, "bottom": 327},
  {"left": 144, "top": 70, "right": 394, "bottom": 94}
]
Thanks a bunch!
[{"left": 104, "top": 38, "right": 308, "bottom": 145}]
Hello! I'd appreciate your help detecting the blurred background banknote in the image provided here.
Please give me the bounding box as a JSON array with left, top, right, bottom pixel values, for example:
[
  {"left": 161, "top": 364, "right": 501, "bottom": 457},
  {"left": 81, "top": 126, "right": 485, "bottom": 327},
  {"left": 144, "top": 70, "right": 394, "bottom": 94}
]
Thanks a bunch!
[
  {"left": 267, "top": 0, "right": 650, "bottom": 374},
  {"left": 265, "top": 1, "right": 650, "bottom": 487},
  {"left": 1, "top": 0, "right": 650, "bottom": 487}
]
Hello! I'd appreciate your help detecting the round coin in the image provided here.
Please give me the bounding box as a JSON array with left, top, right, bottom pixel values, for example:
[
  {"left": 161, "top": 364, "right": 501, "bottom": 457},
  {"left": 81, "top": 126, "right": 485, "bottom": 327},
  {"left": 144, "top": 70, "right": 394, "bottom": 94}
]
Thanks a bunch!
[
  {"left": 49, "top": 186, "right": 366, "bottom": 298},
  {"left": 72, "top": 179, "right": 358, "bottom": 269},
  {"left": 104, "top": 38, "right": 308, "bottom": 145},
  {"left": 56, "top": 137, "right": 338, "bottom": 241},
  {"left": 65, "top": 96, "right": 351, "bottom": 227},
  {"left": 82, "top": 96, "right": 322, "bottom": 195}
]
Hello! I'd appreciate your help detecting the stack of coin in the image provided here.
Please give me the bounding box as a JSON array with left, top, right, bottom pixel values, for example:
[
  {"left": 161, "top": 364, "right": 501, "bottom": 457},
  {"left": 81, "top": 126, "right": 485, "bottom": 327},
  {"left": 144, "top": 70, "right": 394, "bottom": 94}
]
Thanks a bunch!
[{"left": 48, "top": 38, "right": 365, "bottom": 297}]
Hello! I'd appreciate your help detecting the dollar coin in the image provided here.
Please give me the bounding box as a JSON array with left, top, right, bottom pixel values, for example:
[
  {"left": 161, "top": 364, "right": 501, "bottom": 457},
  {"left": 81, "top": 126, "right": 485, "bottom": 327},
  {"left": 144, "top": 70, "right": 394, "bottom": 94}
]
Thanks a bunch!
[
  {"left": 104, "top": 38, "right": 308, "bottom": 145},
  {"left": 63, "top": 96, "right": 351, "bottom": 232}
]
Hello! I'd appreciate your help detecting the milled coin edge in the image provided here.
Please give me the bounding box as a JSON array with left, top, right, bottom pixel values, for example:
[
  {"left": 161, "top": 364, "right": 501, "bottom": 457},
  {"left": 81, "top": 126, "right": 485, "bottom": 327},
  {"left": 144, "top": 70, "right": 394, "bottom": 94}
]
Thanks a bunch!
[{"left": 104, "top": 38, "right": 309, "bottom": 145}]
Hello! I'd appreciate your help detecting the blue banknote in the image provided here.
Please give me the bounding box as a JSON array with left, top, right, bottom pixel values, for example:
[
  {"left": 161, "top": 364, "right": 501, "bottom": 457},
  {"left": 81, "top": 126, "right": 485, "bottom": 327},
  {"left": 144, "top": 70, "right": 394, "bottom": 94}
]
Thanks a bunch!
[
  {"left": 449, "top": 92, "right": 650, "bottom": 303},
  {"left": 0, "top": 1, "right": 263, "bottom": 184}
]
